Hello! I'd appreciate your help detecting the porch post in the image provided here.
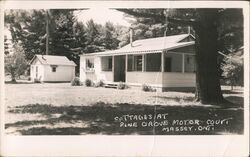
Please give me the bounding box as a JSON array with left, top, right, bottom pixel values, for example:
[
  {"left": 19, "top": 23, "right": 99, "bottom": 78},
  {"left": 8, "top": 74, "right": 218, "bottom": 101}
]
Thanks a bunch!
[
  {"left": 142, "top": 54, "right": 145, "bottom": 72},
  {"left": 161, "top": 51, "right": 165, "bottom": 72},
  {"left": 125, "top": 54, "right": 128, "bottom": 72},
  {"left": 182, "top": 53, "right": 185, "bottom": 73},
  {"left": 144, "top": 54, "right": 147, "bottom": 72},
  {"left": 112, "top": 56, "right": 114, "bottom": 73}
]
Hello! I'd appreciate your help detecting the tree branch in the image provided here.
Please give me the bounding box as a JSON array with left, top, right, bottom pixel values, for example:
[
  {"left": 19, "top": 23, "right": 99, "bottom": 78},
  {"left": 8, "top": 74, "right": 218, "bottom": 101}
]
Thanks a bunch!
[
  {"left": 219, "top": 26, "right": 243, "bottom": 38},
  {"left": 116, "top": 9, "right": 165, "bottom": 23},
  {"left": 167, "top": 17, "right": 196, "bottom": 26},
  {"left": 117, "top": 9, "right": 197, "bottom": 27}
]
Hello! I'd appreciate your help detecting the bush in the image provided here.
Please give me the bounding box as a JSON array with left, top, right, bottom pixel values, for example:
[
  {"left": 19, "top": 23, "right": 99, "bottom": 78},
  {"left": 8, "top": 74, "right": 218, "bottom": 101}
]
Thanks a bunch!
[
  {"left": 142, "top": 84, "right": 156, "bottom": 92},
  {"left": 71, "top": 77, "right": 83, "bottom": 86},
  {"left": 94, "top": 80, "right": 105, "bottom": 88},
  {"left": 27, "top": 76, "right": 31, "bottom": 81},
  {"left": 117, "top": 82, "right": 128, "bottom": 90},
  {"left": 142, "top": 84, "right": 150, "bottom": 92},
  {"left": 34, "top": 78, "right": 41, "bottom": 83},
  {"left": 85, "top": 78, "right": 92, "bottom": 87},
  {"left": 222, "top": 56, "right": 243, "bottom": 90}
]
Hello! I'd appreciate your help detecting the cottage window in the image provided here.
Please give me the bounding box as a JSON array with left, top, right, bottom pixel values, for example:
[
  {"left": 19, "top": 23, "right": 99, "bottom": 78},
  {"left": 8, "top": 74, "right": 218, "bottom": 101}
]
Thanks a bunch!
[
  {"left": 86, "top": 58, "right": 94, "bottom": 72},
  {"left": 184, "top": 55, "right": 196, "bottom": 73},
  {"left": 52, "top": 67, "right": 56, "bottom": 72},
  {"left": 145, "top": 53, "right": 161, "bottom": 72},
  {"left": 186, "top": 56, "right": 190, "bottom": 64},
  {"left": 108, "top": 58, "right": 112, "bottom": 70},
  {"left": 127, "top": 55, "right": 133, "bottom": 71},
  {"left": 164, "top": 53, "right": 182, "bottom": 72},
  {"left": 36, "top": 66, "right": 38, "bottom": 78},
  {"left": 51, "top": 65, "right": 58, "bottom": 72},
  {"left": 101, "top": 56, "right": 112, "bottom": 71},
  {"left": 164, "top": 57, "right": 172, "bottom": 72},
  {"left": 127, "top": 55, "right": 143, "bottom": 71},
  {"left": 134, "top": 55, "right": 142, "bottom": 71}
]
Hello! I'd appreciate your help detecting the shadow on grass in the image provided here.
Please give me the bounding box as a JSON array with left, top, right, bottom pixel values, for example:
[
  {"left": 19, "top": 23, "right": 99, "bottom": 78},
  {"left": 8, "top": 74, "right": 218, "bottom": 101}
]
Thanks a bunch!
[
  {"left": 152, "top": 96, "right": 194, "bottom": 102},
  {"left": 6, "top": 102, "right": 244, "bottom": 135},
  {"left": 222, "top": 90, "right": 243, "bottom": 94},
  {"left": 5, "top": 81, "right": 34, "bottom": 84},
  {"left": 225, "top": 96, "right": 244, "bottom": 106}
]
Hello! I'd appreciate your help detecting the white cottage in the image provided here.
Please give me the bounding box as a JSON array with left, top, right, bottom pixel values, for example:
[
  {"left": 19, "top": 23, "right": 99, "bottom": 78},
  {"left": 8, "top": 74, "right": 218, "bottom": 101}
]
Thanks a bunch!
[
  {"left": 30, "top": 55, "right": 76, "bottom": 82},
  {"left": 80, "top": 34, "right": 196, "bottom": 91}
]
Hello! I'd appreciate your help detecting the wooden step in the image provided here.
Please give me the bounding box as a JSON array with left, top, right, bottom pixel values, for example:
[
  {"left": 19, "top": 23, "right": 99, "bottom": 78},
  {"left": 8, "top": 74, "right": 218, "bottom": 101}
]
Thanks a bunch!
[{"left": 104, "top": 83, "right": 118, "bottom": 88}]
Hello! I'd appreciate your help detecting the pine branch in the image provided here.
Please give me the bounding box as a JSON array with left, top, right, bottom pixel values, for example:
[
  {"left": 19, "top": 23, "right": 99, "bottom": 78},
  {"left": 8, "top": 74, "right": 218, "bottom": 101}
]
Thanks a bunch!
[
  {"left": 116, "top": 9, "right": 165, "bottom": 23},
  {"left": 167, "top": 17, "right": 196, "bottom": 26},
  {"left": 117, "top": 9, "right": 197, "bottom": 26},
  {"left": 219, "top": 26, "right": 243, "bottom": 38}
]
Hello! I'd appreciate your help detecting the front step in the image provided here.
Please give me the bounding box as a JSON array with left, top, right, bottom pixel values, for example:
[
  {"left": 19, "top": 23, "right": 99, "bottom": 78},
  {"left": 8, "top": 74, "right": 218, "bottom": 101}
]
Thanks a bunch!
[{"left": 104, "top": 83, "right": 118, "bottom": 89}]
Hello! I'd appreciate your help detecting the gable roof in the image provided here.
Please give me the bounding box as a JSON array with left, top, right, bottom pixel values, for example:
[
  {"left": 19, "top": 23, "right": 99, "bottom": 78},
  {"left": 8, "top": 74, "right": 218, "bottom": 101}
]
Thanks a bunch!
[
  {"left": 30, "top": 55, "right": 76, "bottom": 66},
  {"left": 83, "top": 34, "right": 195, "bottom": 56}
]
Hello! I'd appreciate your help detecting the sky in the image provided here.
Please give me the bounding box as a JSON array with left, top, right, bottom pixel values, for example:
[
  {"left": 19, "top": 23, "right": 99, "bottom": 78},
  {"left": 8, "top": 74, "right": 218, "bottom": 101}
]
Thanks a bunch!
[
  {"left": 74, "top": 8, "right": 132, "bottom": 27},
  {"left": 4, "top": 9, "right": 132, "bottom": 39}
]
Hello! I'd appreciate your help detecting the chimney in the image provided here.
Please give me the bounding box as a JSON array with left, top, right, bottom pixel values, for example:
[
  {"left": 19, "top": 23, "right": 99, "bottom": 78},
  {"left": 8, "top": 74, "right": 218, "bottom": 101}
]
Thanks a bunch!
[
  {"left": 129, "top": 28, "right": 133, "bottom": 47},
  {"left": 188, "top": 26, "right": 191, "bottom": 34},
  {"left": 164, "top": 28, "right": 168, "bottom": 37},
  {"left": 42, "top": 55, "right": 46, "bottom": 61}
]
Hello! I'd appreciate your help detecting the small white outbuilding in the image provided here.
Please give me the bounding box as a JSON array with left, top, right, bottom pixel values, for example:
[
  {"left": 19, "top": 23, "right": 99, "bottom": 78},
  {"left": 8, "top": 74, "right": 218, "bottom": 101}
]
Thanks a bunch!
[{"left": 30, "top": 55, "right": 76, "bottom": 82}]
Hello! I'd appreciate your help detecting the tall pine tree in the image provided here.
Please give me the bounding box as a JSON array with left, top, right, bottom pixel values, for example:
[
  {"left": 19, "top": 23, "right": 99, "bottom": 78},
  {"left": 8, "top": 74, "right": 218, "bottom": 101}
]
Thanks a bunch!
[
  {"left": 102, "top": 22, "right": 120, "bottom": 50},
  {"left": 5, "top": 9, "right": 89, "bottom": 74},
  {"left": 84, "top": 19, "right": 105, "bottom": 53}
]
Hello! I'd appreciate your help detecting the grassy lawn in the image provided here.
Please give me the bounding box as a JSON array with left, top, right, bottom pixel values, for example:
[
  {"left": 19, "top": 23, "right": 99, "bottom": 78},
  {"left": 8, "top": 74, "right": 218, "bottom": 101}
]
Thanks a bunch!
[{"left": 5, "top": 82, "right": 244, "bottom": 135}]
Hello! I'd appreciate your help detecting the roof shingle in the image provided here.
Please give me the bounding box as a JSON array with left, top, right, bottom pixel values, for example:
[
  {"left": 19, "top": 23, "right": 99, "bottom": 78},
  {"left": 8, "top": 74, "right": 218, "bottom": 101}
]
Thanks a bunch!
[
  {"left": 84, "top": 34, "right": 195, "bottom": 56},
  {"left": 31, "top": 55, "right": 76, "bottom": 66}
]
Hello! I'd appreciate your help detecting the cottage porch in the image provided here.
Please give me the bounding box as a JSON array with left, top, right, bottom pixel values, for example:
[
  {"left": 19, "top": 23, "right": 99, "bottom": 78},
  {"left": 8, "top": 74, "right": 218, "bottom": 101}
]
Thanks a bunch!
[
  {"left": 82, "top": 49, "right": 196, "bottom": 91},
  {"left": 80, "top": 34, "right": 196, "bottom": 91}
]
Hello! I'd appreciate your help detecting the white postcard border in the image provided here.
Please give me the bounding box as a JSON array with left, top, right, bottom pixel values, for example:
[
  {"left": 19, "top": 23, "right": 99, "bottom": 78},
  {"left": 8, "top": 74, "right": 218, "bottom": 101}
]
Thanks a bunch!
[{"left": 0, "top": 1, "right": 249, "bottom": 157}]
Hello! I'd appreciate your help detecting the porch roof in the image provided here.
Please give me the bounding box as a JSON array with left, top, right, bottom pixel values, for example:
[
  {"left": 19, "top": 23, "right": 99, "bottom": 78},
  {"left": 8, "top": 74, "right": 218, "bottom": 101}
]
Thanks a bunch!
[{"left": 82, "top": 34, "right": 195, "bottom": 57}]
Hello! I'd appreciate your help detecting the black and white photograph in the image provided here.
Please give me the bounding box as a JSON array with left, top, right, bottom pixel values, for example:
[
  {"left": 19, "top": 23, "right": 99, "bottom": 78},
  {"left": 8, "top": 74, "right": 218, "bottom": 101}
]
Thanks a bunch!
[{"left": 0, "top": 1, "right": 249, "bottom": 156}]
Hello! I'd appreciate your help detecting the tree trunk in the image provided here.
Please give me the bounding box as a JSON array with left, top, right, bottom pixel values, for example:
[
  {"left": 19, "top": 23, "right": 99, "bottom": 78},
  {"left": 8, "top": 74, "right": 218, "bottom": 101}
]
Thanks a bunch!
[
  {"left": 194, "top": 9, "right": 224, "bottom": 104},
  {"left": 46, "top": 10, "right": 49, "bottom": 55}
]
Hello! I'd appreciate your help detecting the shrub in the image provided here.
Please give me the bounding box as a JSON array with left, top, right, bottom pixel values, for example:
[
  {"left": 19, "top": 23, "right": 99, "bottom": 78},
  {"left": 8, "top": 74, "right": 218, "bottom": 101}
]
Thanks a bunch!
[
  {"left": 117, "top": 82, "right": 128, "bottom": 90},
  {"left": 142, "top": 84, "right": 156, "bottom": 92},
  {"left": 27, "top": 76, "right": 31, "bottom": 81},
  {"left": 94, "top": 80, "right": 105, "bottom": 88},
  {"left": 34, "top": 78, "right": 41, "bottom": 83},
  {"left": 85, "top": 78, "right": 92, "bottom": 87},
  {"left": 71, "top": 77, "right": 83, "bottom": 86},
  {"left": 222, "top": 54, "right": 243, "bottom": 90},
  {"left": 152, "top": 88, "right": 157, "bottom": 92}
]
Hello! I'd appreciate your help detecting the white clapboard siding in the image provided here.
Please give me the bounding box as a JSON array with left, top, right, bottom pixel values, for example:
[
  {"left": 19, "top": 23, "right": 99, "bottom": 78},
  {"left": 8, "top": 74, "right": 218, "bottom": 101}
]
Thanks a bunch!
[
  {"left": 126, "top": 72, "right": 162, "bottom": 85},
  {"left": 30, "top": 59, "right": 45, "bottom": 81},
  {"left": 80, "top": 55, "right": 87, "bottom": 82},
  {"left": 99, "top": 71, "right": 113, "bottom": 82},
  {"left": 162, "top": 72, "right": 196, "bottom": 87},
  {"left": 85, "top": 73, "right": 97, "bottom": 81},
  {"left": 43, "top": 65, "right": 75, "bottom": 82}
]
